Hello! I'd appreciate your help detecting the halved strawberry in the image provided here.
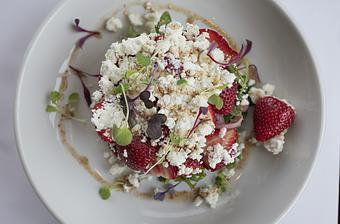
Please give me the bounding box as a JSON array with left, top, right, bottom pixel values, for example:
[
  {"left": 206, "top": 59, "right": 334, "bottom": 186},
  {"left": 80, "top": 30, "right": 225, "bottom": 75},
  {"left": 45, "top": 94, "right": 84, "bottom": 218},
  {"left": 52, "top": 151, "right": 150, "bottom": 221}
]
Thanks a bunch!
[
  {"left": 150, "top": 164, "right": 178, "bottom": 179},
  {"left": 203, "top": 128, "right": 238, "bottom": 171},
  {"left": 199, "top": 28, "right": 238, "bottom": 60},
  {"left": 254, "top": 96, "right": 296, "bottom": 142},
  {"left": 211, "top": 82, "right": 238, "bottom": 115},
  {"left": 115, "top": 137, "right": 158, "bottom": 172},
  {"left": 92, "top": 102, "right": 115, "bottom": 143},
  {"left": 208, "top": 105, "right": 217, "bottom": 125}
]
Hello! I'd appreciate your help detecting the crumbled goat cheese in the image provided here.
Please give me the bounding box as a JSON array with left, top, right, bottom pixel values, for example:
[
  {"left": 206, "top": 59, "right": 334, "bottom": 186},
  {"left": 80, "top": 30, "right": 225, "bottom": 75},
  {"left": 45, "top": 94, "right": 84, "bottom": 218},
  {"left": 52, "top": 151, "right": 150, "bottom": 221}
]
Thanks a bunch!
[
  {"left": 92, "top": 90, "right": 103, "bottom": 102},
  {"left": 167, "top": 150, "right": 188, "bottom": 167},
  {"left": 128, "top": 13, "right": 144, "bottom": 26},
  {"left": 193, "top": 196, "right": 204, "bottom": 207},
  {"left": 262, "top": 83, "right": 275, "bottom": 95},
  {"left": 91, "top": 99, "right": 125, "bottom": 130},
  {"left": 249, "top": 87, "right": 265, "bottom": 103},
  {"left": 210, "top": 48, "right": 225, "bottom": 62},
  {"left": 248, "top": 79, "right": 256, "bottom": 86},
  {"left": 263, "top": 130, "right": 287, "bottom": 155},
  {"left": 128, "top": 173, "right": 141, "bottom": 188},
  {"left": 199, "top": 186, "right": 220, "bottom": 208},
  {"left": 208, "top": 144, "right": 230, "bottom": 169},
  {"left": 105, "top": 17, "right": 123, "bottom": 32},
  {"left": 109, "top": 163, "right": 127, "bottom": 177}
]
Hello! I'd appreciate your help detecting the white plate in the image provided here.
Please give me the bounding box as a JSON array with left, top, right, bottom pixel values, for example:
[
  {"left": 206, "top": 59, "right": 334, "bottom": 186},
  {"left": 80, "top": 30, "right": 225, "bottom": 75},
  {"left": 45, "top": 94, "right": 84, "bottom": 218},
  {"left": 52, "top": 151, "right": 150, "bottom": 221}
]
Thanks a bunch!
[{"left": 15, "top": 0, "right": 324, "bottom": 223}]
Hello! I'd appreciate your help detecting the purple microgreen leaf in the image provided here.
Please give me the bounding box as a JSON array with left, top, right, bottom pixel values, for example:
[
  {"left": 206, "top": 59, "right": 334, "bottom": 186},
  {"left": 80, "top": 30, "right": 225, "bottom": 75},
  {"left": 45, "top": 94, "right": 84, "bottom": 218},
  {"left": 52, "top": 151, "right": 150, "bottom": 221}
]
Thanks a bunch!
[
  {"left": 69, "top": 66, "right": 92, "bottom": 107},
  {"left": 128, "top": 110, "right": 137, "bottom": 128},
  {"left": 139, "top": 91, "right": 155, "bottom": 109},
  {"left": 151, "top": 114, "right": 167, "bottom": 124},
  {"left": 187, "top": 107, "right": 208, "bottom": 137},
  {"left": 154, "top": 182, "right": 180, "bottom": 201},
  {"left": 248, "top": 64, "right": 261, "bottom": 83},
  {"left": 73, "top": 18, "right": 100, "bottom": 35},
  {"left": 208, "top": 40, "right": 252, "bottom": 67},
  {"left": 73, "top": 18, "right": 101, "bottom": 49},
  {"left": 131, "top": 63, "right": 158, "bottom": 101},
  {"left": 69, "top": 65, "right": 101, "bottom": 78},
  {"left": 79, "top": 77, "right": 92, "bottom": 107},
  {"left": 146, "top": 122, "right": 162, "bottom": 139}
]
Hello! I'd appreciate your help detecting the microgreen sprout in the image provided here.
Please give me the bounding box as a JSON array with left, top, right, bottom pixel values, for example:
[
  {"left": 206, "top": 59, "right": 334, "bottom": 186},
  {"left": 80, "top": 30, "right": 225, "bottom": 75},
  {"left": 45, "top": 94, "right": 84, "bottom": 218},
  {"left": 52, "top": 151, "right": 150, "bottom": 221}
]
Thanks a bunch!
[
  {"left": 177, "top": 172, "right": 207, "bottom": 189},
  {"left": 111, "top": 83, "right": 133, "bottom": 146},
  {"left": 73, "top": 18, "right": 101, "bottom": 48},
  {"left": 154, "top": 182, "right": 180, "bottom": 201},
  {"left": 214, "top": 171, "right": 230, "bottom": 193},
  {"left": 176, "top": 79, "right": 188, "bottom": 86},
  {"left": 187, "top": 107, "right": 208, "bottom": 137},
  {"left": 98, "top": 186, "right": 111, "bottom": 200},
  {"left": 46, "top": 91, "right": 86, "bottom": 123},
  {"left": 136, "top": 52, "right": 151, "bottom": 67},
  {"left": 68, "top": 65, "right": 93, "bottom": 107},
  {"left": 208, "top": 94, "right": 224, "bottom": 110},
  {"left": 155, "top": 11, "right": 172, "bottom": 33}
]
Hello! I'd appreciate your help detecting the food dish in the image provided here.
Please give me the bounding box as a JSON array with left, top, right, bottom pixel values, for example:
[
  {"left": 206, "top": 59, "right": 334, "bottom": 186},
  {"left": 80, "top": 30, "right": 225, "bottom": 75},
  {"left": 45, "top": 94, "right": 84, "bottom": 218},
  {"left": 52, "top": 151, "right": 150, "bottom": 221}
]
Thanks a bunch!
[{"left": 15, "top": 0, "right": 324, "bottom": 222}]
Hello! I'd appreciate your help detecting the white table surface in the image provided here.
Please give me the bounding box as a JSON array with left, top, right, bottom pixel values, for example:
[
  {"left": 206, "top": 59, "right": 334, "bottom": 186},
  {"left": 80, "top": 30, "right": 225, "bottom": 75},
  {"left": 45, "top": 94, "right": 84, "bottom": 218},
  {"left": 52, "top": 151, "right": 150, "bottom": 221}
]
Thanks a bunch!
[{"left": 0, "top": 0, "right": 338, "bottom": 223}]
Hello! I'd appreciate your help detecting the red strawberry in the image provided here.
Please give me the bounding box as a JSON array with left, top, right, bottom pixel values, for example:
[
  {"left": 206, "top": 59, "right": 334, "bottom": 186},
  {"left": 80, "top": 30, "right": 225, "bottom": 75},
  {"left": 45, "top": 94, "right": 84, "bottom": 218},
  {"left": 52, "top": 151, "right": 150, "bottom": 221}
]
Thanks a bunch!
[
  {"left": 184, "top": 158, "right": 202, "bottom": 170},
  {"left": 211, "top": 82, "right": 238, "bottom": 115},
  {"left": 150, "top": 164, "right": 178, "bottom": 179},
  {"left": 199, "top": 28, "right": 238, "bottom": 60},
  {"left": 203, "top": 128, "right": 238, "bottom": 171},
  {"left": 254, "top": 96, "right": 296, "bottom": 142},
  {"left": 115, "top": 137, "right": 158, "bottom": 172}
]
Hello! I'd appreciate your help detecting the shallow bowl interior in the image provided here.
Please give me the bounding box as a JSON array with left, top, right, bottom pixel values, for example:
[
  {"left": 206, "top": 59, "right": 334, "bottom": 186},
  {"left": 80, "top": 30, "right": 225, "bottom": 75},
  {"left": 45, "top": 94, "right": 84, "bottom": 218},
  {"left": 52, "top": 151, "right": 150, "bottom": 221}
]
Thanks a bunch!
[{"left": 15, "top": 0, "right": 323, "bottom": 223}]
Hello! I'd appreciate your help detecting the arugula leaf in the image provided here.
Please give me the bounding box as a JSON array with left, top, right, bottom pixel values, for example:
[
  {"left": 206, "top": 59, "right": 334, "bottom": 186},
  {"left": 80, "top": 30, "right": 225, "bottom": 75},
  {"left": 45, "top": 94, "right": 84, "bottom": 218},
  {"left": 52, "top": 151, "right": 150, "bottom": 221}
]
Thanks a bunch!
[
  {"left": 136, "top": 52, "right": 151, "bottom": 67},
  {"left": 208, "top": 94, "right": 224, "bottom": 110},
  {"left": 155, "top": 11, "right": 172, "bottom": 33},
  {"left": 49, "top": 91, "right": 61, "bottom": 104},
  {"left": 176, "top": 79, "right": 188, "bottom": 86},
  {"left": 46, "top": 105, "right": 58, "bottom": 112},
  {"left": 68, "top": 93, "right": 79, "bottom": 104}
]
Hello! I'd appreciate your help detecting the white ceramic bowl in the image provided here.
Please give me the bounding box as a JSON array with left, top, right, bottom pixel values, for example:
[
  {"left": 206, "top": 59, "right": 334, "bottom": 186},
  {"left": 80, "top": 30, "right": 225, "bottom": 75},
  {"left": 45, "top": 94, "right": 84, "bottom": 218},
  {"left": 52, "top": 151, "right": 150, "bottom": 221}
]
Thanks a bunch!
[{"left": 15, "top": 0, "right": 324, "bottom": 223}]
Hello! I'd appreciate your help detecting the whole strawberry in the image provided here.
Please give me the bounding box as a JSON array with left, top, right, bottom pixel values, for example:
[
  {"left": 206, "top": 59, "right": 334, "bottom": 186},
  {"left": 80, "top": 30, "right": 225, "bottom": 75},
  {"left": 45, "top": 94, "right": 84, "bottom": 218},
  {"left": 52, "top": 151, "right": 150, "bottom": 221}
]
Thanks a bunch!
[
  {"left": 211, "top": 82, "right": 238, "bottom": 115},
  {"left": 115, "top": 137, "right": 158, "bottom": 172},
  {"left": 254, "top": 96, "right": 296, "bottom": 141}
]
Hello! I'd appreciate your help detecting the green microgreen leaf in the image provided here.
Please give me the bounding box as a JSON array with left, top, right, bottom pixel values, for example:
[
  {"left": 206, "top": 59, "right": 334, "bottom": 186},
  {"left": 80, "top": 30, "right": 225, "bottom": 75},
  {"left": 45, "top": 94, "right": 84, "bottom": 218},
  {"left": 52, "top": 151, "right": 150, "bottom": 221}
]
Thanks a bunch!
[
  {"left": 178, "top": 172, "right": 206, "bottom": 189},
  {"left": 136, "top": 52, "right": 151, "bottom": 67},
  {"left": 68, "top": 92, "right": 79, "bottom": 104},
  {"left": 49, "top": 91, "right": 61, "bottom": 104},
  {"left": 208, "top": 94, "right": 224, "bottom": 110},
  {"left": 214, "top": 171, "right": 229, "bottom": 193},
  {"left": 216, "top": 84, "right": 228, "bottom": 90},
  {"left": 112, "top": 83, "right": 129, "bottom": 94},
  {"left": 176, "top": 79, "right": 188, "bottom": 86},
  {"left": 98, "top": 186, "right": 111, "bottom": 200},
  {"left": 155, "top": 11, "right": 172, "bottom": 33},
  {"left": 125, "top": 70, "right": 137, "bottom": 78},
  {"left": 169, "top": 133, "right": 186, "bottom": 146},
  {"left": 112, "top": 127, "right": 133, "bottom": 146},
  {"left": 126, "top": 25, "right": 138, "bottom": 38},
  {"left": 46, "top": 105, "right": 58, "bottom": 113}
]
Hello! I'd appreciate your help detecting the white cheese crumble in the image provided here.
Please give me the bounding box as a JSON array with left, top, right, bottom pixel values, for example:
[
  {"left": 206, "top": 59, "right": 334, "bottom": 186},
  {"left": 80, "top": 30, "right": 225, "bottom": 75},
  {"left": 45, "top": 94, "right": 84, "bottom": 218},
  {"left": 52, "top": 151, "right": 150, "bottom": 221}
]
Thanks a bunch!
[
  {"left": 109, "top": 163, "right": 127, "bottom": 177},
  {"left": 167, "top": 150, "right": 188, "bottom": 167},
  {"left": 127, "top": 173, "right": 141, "bottom": 188},
  {"left": 199, "top": 186, "right": 220, "bottom": 208},
  {"left": 105, "top": 17, "right": 123, "bottom": 32},
  {"left": 263, "top": 129, "right": 287, "bottom": 155},
  {"left": 128, "top": 13, "right": 144, "bottom": 26}
]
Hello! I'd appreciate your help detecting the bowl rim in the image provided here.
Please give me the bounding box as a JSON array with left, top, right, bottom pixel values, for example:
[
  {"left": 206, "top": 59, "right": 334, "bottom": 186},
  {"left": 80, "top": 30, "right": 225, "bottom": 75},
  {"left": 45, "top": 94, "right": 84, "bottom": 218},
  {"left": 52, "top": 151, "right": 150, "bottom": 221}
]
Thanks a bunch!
[{"left": 14, "top": 0, "right": 325, "bottom": 223}]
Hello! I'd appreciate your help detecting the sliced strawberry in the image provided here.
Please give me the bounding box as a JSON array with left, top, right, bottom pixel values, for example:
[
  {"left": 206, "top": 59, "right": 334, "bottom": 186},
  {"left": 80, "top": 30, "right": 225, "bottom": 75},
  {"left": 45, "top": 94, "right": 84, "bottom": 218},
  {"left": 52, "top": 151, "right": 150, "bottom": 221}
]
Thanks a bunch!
[
  {"left": 199, "top": 28, "right": 238, "bottom": 60},
  {"left": 211, "top": 82, "right": 238, "bottom": 115},
  {"left": 203, "top": 128, "right": 238, "bottom": 171},
  {"left": 254, "top": 96, "right": 296, "bottom": 142},
  {"left": 150, "top": 164, "right": 178, "bottom": 179},
  {"left": 208, "top": 105, "right": 217, "bottom": 125},
  {"left": 184, "top": 158, "right": 202, "bottom": 170},
  {"left": 115, "top": 137, "right": 158, "bottom": 172},
  {"left": 97, "top": 129, "right": 113, "bottom": 143}
]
